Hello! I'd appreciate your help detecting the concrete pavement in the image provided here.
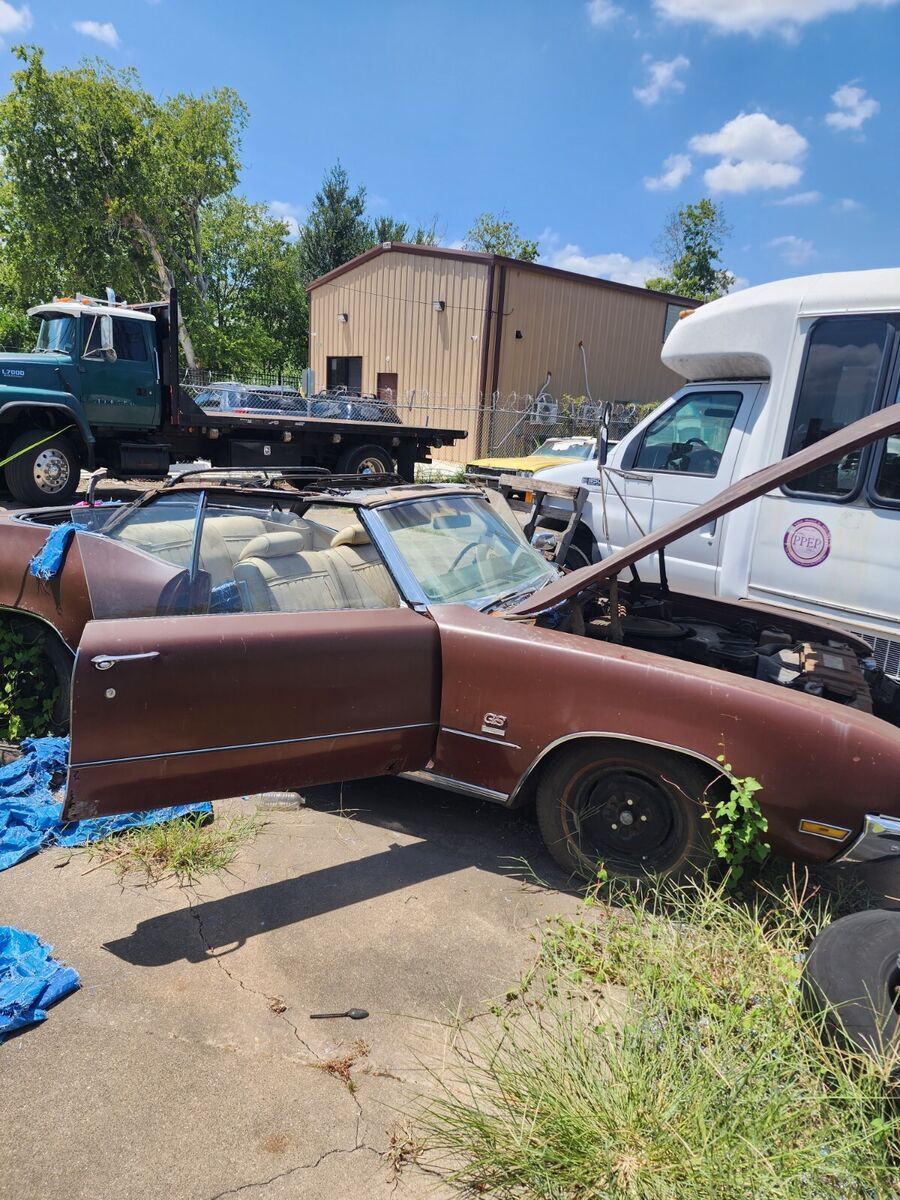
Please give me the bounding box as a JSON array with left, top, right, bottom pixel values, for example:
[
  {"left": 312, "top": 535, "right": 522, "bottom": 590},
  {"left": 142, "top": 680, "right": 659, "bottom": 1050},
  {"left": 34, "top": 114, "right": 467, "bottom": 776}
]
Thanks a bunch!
[{"left": 0, "top": 777, "right": 581, "bottom": 1200}]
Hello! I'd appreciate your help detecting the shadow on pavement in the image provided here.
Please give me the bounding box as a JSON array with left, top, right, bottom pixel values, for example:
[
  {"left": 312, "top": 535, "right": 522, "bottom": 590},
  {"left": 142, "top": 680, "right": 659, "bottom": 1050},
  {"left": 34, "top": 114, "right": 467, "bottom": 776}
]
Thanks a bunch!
[{"left": 103, "top": 776, "right": 574, "bottom": 968}]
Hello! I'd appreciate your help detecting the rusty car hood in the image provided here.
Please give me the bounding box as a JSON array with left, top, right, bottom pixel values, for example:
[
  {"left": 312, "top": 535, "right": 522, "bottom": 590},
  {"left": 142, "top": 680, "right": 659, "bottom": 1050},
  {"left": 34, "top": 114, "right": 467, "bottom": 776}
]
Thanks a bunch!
[{"left": 511, "top": 402, "right": 900, "bottom": 616}]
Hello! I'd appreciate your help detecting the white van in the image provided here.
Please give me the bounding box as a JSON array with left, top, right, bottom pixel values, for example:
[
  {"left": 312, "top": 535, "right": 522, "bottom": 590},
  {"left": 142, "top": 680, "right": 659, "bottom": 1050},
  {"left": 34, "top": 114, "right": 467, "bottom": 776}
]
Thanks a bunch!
[{"left": 536, "top": 269, "right": 900, "bottom": 679}]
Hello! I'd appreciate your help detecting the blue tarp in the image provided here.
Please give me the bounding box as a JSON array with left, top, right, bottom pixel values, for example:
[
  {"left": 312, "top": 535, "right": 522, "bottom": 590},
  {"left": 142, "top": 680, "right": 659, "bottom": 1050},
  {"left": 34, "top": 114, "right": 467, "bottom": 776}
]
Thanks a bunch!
[
  {"left": 29, "top": 522, "right": 78, "bottom": 581},
  {"left": 0, "top": 736, "right": 213, "bottom": 872},
  {"left": 0, "top": 926, "right": 80, "bottom": 1041}
]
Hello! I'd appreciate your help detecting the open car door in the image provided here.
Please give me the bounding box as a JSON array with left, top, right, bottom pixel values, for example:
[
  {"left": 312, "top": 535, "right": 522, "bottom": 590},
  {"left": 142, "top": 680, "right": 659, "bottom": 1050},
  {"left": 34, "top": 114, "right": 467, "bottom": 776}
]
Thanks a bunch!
[{"left": 63, "top": 609, "right": 439, "bottom": 821}]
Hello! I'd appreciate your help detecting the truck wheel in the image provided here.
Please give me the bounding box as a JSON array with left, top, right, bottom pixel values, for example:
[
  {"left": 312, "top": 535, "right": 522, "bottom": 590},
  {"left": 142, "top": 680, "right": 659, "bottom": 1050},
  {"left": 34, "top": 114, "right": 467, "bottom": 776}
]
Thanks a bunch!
[
  {"left": 335, "top": 444, "right": 394, "bottom": 476},
  {"left": 4, "top": 429, "right": 80, "bottom": 505},
  {"left": 803, "top": 910, "right": 900, "bottom": 1065},
  {"left": 536, "top": 743, "right": 716, "bottom": 886}
]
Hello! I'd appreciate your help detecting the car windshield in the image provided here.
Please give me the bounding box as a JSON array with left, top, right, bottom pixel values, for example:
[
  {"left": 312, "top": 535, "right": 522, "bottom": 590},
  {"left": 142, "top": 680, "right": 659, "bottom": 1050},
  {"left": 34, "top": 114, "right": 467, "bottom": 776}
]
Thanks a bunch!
[
  {"left": 378, "top": 494, "right": 556, "bottom": 606},
  {"left": 34, "top": 316, "right": 76, "bottom": 355},
  {"left": 534, "top": 439, "right": 594, "bottom": 459}
]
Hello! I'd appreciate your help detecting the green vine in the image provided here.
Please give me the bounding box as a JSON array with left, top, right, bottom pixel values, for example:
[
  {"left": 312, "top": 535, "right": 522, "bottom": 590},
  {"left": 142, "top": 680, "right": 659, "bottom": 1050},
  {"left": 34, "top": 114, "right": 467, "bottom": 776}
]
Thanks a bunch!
[
  {"left": 703, "top": 754, "right": 770, "bottom": 883},
  {"left": 0, "top": 620, "right": 61, "bottom": 743}
]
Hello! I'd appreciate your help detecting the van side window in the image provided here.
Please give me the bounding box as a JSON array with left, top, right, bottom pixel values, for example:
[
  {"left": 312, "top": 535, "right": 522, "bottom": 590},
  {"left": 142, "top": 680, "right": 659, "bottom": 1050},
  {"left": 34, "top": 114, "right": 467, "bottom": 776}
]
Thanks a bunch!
[
  {"left": 784, "top": 317, "right": 890, "bottom": 498},
  {"left": 873, "top": 435, "right": 900, "bottom": 503},
  {"left": 632, "top": 392, "right": 742, "bottom": 476}
]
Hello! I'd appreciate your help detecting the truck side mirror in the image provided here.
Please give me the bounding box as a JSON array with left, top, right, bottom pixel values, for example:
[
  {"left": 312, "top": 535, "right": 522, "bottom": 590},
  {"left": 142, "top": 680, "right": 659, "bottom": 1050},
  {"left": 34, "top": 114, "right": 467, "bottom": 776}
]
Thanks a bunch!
[
  {"left": 597, "top": 401, "right": 612, "bottom": 467},
  {"left": 100, "top": 315, "right": 117, "bottom": 362}
]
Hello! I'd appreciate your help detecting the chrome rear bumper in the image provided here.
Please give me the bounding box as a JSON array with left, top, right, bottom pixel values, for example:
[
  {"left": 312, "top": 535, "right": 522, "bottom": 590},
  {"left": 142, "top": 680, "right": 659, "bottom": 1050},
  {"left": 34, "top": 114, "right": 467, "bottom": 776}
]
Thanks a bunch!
[{"left": 834, "top": 813, "right": 900, "bottom": 865}]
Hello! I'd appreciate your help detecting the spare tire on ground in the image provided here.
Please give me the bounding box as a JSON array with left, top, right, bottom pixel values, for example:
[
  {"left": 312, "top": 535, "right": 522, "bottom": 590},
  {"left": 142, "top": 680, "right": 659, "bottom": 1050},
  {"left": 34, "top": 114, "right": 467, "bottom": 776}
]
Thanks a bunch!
[{"left": 803, "top": 910, "right": 900, "bottom": 1066}]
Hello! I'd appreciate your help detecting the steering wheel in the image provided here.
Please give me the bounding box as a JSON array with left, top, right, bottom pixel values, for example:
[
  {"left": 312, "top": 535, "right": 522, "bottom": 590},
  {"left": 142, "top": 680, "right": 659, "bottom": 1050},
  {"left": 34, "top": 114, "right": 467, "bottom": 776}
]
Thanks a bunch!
[
  {"left": 450, "top": 540, "right": 483, "bottom": 570},
  {"left": 667, "top": 436, "right": 712, "bottom": 471}
]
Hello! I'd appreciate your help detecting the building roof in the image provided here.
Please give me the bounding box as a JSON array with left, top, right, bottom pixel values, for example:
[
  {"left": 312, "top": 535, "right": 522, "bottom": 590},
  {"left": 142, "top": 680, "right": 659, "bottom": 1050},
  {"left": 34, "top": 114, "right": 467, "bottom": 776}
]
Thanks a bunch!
[
  {"left": 307, "top": 241, "right": 700, "bottom": 308},
  {"left": 661, "top": 267, "right": 900, "bottom": 382}
]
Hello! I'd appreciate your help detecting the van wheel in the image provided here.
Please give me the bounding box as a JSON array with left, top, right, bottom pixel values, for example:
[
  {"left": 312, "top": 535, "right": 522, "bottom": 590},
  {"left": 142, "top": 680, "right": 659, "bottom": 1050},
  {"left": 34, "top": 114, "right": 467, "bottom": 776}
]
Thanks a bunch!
[
  {"left": 563, "top": 525, "right": 597, "bottom": 570},
  {"left": 536, "top": 744, "right": 716, "bottom": 885},
  {"left": 336, "top": 444, "right": 394, "bottom": 476},
  {"left": 5, "top": 429, "right": 80, "bottom": 505},
  {"left": 803, "top": 910, "right": 900, "bottom": 1066}
]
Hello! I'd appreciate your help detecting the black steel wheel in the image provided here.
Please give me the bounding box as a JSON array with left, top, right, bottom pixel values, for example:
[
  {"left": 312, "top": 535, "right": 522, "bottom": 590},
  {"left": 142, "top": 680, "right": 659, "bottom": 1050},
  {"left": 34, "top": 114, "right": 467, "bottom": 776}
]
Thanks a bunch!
[{"left": 536, "top": 744, "right": 716, "bottom": 885}]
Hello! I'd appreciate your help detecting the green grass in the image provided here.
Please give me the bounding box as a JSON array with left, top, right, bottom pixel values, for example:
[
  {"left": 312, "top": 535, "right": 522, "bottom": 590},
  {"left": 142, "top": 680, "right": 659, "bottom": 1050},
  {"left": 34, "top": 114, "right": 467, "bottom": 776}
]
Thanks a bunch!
[
  {"left": 420, "top": 876, "right": 900, "bottom": 1199},
  {"left": 86, "top": 810, "right": 264, "bottom": 884}
]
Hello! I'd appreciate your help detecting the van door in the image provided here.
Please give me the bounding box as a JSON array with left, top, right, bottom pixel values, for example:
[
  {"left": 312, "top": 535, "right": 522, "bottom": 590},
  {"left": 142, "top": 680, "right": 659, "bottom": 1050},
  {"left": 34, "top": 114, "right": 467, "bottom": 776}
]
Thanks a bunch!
[
  {"left": 746, "top": 314, "right": 900, "bottom": 677},
  {"left": 588, "top": 384, "right": 764, "bottom": 595}
]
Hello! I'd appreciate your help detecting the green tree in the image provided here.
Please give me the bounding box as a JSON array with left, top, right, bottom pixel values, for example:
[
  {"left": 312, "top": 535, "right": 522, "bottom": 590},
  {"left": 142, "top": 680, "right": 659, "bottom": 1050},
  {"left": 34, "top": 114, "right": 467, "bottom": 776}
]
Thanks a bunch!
[
  {"left": 464, "top": 211, "right": 538, "bottom": 261},
  {"left": 191, "top": 195, "right": 307, "bottom": 373},
  {"left": 369, "top": 215, "right": 438, "bottom": 246},
  {"left": 297, "top": 162, "right": 370, "bottom": 283},
  {"left": 645, "top": 198, "right": 735, "bottom": 302},
  {"left": 0, "top": 46, "right": 247, "bottom": 365}
]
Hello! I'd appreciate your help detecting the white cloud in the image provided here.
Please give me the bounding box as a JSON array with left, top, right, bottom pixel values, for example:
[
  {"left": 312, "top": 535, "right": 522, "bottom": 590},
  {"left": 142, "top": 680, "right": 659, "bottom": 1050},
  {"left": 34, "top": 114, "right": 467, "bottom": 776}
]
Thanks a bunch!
[
  {"left": 586, "top": 0, "right": 621, "bottom": 27},
  {"left": 268, "top": 200, "right": 304, "bottom": 239},
  {"left": 634, "top": 55, "right": 690, "bottom": 106},
  {"left": 653, "top": 0, "right": 900, "bottom": 38},
  {"left": 0, "top": 1, "right": 30, "bottom": 36},
  {"left": 834, "top": 196, "right": 863, "bottom": 211},
  {"left": 541, "top": 236, "right": 660, "bottom": 288},
  {"left": 825, "top": 82, "right": 880, "bottom": 130},
  {"left": 73, "top": 20, "right": 120, "bottom": 48},
  {"left": 773, "top": 190, "right": 821, "bottom": 205},
  {"left": 704, "top": 159, "right": 803, "bottom": 192},
  {"left": 689, "top": 112, "right": 807, "bottom": 163},
  {"left": 768, "top": 234, "right": 816, "bottom": 265},
  {"left": 644, "top": 153, "right": 692, "bottom": 191},
  {"left": 689, "top": 111, "right": 807, "bottom": 193}
]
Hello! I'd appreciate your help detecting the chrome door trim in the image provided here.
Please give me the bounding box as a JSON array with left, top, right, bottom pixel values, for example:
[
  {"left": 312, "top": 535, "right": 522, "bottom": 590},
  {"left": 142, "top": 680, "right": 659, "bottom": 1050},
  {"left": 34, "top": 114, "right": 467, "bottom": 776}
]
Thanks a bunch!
[
  {"left": 442, "top": 726, "right": 523, "bottom": 751},
  {"left": 400, "top": 769, "right": 509, "bottom": 804},
  {"left": 71, "top": 721, "right": 436, "bottom": 770}
]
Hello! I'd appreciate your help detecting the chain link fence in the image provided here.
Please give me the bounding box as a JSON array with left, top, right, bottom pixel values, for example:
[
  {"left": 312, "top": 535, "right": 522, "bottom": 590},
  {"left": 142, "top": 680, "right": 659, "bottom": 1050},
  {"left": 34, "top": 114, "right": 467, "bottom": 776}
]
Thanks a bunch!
[{"left": 182, "top": 368, "right": 648, "bottom": 465}]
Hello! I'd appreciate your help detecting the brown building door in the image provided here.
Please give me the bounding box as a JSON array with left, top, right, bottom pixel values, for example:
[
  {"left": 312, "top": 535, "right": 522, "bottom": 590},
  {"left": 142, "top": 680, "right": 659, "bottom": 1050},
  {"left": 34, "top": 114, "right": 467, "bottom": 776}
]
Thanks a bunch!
[{"left": 376, "top": 372, "right": 398, "bottom": 402}]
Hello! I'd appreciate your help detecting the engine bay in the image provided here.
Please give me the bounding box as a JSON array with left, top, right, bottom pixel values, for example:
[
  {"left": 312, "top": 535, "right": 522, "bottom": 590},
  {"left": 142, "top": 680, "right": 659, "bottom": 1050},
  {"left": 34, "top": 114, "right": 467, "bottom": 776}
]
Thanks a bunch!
[{"left": 543, "top": 590, "right": 900, "bottom": 728}]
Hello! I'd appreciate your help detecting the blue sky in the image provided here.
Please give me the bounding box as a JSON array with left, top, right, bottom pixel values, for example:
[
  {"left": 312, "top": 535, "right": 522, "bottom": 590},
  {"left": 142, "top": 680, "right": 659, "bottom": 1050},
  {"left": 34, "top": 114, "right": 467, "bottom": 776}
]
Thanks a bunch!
[{"left": 7, "top": 0, "right": 899, "bottom": 290}]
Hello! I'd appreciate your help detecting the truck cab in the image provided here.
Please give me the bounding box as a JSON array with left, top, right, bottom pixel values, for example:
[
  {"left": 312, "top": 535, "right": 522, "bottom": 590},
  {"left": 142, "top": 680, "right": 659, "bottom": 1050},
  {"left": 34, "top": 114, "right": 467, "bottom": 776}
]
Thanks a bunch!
[
  {"left": 536, "top": 269, "right": 900, "bottom": 679},
  {"left": 29, "top": 300, "right": 162, "bottom": 429}
]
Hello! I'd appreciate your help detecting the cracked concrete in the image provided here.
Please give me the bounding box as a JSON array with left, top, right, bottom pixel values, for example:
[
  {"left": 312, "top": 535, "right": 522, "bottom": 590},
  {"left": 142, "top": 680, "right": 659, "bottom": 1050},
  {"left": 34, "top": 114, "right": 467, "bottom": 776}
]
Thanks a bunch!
[{"left": 0, "top": 775, "right": 581, "bottom": 1199}]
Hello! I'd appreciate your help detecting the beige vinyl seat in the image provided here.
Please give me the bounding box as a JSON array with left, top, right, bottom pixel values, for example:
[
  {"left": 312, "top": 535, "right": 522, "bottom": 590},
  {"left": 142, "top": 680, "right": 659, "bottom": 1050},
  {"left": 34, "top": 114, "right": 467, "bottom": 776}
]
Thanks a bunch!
[
  {"left": 329, "top": 524, "right": 400, "bottom": 608},
  {"left": 114, "top": 511, "right": 306, "bottom": 587},
  {"left": 233, "top": 530, "right": 394, "bottom": 612}
]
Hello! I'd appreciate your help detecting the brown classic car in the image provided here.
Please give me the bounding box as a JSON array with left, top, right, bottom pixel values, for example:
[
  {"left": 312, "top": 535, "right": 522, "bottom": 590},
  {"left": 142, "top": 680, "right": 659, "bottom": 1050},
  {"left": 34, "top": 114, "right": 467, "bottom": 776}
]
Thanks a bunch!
[{"left": 2, "top": 404, "right": 899, "bottom": 885}]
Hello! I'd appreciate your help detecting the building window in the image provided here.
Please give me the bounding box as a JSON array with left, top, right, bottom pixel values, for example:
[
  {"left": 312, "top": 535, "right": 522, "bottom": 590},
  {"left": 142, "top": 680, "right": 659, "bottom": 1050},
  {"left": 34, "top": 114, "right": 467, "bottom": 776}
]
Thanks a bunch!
[
  {"left": 663, "top": 303, "right": 682, "bottom": 343},
  {"left": 327, "top": 356, "right": 362, "bottom": 392}
]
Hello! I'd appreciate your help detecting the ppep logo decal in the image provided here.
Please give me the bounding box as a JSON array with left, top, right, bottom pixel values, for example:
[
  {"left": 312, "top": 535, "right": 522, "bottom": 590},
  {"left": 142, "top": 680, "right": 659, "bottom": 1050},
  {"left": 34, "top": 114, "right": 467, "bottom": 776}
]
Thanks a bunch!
[{"left": 783, "top": 517, "right": 831, "bottom": 568}]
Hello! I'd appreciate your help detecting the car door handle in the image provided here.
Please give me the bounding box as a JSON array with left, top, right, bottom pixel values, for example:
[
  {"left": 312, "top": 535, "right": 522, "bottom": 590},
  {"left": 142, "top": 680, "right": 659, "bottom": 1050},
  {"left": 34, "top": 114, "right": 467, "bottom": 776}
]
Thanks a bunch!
[{"left": 91, "top": 651, "right": 160, "bottom": 671}]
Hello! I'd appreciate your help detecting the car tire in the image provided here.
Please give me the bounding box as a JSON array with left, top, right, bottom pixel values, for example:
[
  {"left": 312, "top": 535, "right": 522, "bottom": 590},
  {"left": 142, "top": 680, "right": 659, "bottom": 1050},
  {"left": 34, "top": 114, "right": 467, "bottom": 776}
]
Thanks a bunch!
[
  {"left": 335, "top": 443, "right": 394, "bottom": 476},
  {"left": 803, "top": 910, "right": 900, "bottom": 1064},
  {"left": 535, "top": 743, "right": 717, "bottom": 885},
  {"left": 5, "top": 429, "right": 80, "bottom": 505}
]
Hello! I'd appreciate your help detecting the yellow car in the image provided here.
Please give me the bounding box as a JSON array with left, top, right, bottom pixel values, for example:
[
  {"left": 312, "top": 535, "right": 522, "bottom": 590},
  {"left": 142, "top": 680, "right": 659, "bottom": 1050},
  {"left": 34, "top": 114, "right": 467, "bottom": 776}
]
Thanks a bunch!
[{"left": 465, "top": 436, "right": 597, "bottom": 481}]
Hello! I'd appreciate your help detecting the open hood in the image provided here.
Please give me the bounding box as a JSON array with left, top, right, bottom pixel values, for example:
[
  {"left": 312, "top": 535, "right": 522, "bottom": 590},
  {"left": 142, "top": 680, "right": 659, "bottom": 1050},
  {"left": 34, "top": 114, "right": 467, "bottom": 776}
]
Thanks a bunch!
[{"left": 510, "top": 402, "right": 900, "bottom": 617}]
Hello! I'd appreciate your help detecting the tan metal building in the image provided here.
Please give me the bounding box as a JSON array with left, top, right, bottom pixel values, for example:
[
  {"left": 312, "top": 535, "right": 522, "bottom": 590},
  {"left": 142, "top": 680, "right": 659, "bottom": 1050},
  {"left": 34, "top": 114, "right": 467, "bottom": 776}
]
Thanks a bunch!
[{"left": 307, "top": 243, "right": 698, "bottom": 462}]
